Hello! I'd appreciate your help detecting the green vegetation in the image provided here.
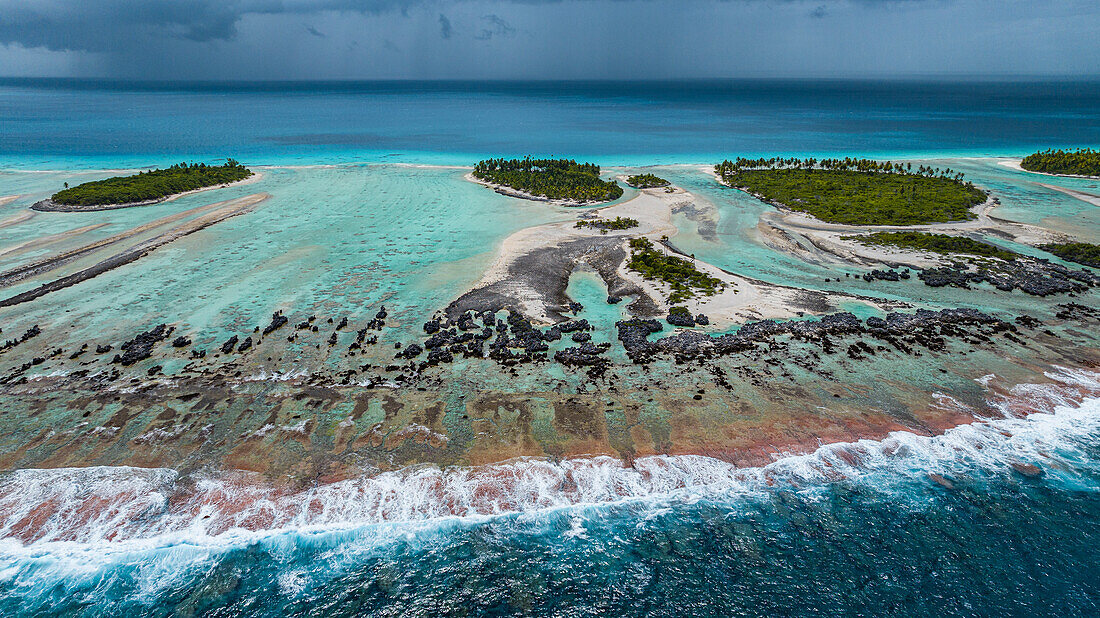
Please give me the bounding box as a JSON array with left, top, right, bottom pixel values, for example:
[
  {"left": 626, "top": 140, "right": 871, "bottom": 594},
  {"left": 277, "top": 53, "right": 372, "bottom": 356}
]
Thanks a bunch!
[
  {"left": 575, "top": 216, "right": 639, "bottom": 233},
  {"left": 627, "top": 237, "right": 723, "bottom": 303},
  {"left": 853, "top": 232, "right": 1017, "bottom": 260},
  {"left": 473, "top": 158, "right": 623, "bottom": 203},
  {"left": 626, "top": 173, "right": 670, "bottom": 189},
  {"left": 1039, "top": 242, "right": 1100, "bottom": 268},
  {"left": 1020, "top": 148, "right": 1100, "bottom": 177},
  {"left": 51, "top": 160, "right": 252, "bottom": 206},
  {"left": 714, "top": 157, "right": 987, "bottom": 225}
]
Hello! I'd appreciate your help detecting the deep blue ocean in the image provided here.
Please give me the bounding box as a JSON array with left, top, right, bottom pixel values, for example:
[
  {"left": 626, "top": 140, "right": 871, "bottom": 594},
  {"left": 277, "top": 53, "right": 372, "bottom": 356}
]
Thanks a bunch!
[
  {"left": 2, "top": 78, "right": 1100, "bottom": 168},
  {"left": 1, "top": 79, "right": 1100, "bottom": 616}
]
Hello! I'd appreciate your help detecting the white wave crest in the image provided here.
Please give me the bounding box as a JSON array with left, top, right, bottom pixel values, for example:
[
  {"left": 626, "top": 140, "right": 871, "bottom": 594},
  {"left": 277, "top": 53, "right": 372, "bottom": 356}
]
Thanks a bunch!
[{"left": 0, "top": 367, "right": 1097, "bottom": 560}]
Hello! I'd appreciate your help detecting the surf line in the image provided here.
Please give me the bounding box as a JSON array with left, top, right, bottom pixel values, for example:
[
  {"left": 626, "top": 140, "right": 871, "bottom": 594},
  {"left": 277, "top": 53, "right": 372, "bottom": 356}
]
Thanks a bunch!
[{"left": 0, "top": 193, "right": 270, "bottom": 308}]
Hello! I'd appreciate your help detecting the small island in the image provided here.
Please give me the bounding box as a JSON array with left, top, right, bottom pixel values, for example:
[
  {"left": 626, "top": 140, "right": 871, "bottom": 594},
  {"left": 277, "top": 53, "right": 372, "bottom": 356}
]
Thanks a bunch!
[
  {"left": 472, "top": 157, "right": 623, "bottom": 205},
  {"left": 1040, "top": 242, "right": 1100, "bottom": 268},
  {"left": 715, "top": 157, "right": 988, "bottom": 225},
  {"left": 575, "top": 216, "right": 639, "bottom": 232},
  {"left": 625, "top": 173, "right": 670, "bottom": 189},
  {"left": 1020, "top": 148, "right": 1100, "bottom": 177},
  {"left": 627, "top": 237, "right": 723, "bottom": 303},
  {"left": 34, "top": 160, "right": 254, "bottom": 212},
  {"left": 853, "top": 231, "right": 1017, "bottom": 261}
]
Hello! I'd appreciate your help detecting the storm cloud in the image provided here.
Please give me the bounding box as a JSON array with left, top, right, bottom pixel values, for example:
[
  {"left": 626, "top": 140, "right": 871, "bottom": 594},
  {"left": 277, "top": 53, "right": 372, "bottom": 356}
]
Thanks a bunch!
[{"left": 0, "top": 0, "right": 1098, "bottom": 79}]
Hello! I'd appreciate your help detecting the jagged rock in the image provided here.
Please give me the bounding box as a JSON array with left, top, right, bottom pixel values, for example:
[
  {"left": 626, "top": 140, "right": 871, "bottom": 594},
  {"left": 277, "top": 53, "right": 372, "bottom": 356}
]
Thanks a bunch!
[
  {"left": 457, "top": 313, "right": 479, "bottom": 331},
  {"left": 1, "top": 325, "right": 41, "bottom": 352},
  {"left": 695, "top": 314, "right": 710, "bottom": 326},
  {"left": 607, "top": 295, "right": 622, "bottom": 304},
  {"left": 571, "top": 332, "right": 592, "bottom": 343},
  {"left": 426, "top": 348, "right": 453, "bottom": 364},
  {"left": 615, "top": 318, "right": 663, "bottom": 363},
  {"left": 114, "top": 324, "right": 170, "bottom": 365},
  {"left": 554, "top": 342, "right": 610, "bottom": 367},
  {"left": 96, "top": 344, "right": 113, "bottom": 354},
  {"left": 917, "top": 258, "right": 1097, "bottom": 297},
  {"left": 220, "top": 336, "right": 239, "bottom": 354},
  {"left": 558, "top": 319, "right": 591, "bottom": 333},
  {"left": 1056, "top": 303, "right": 1100, "bottom": 321},
  {"left": 398, "top": 343, "right": 423, "bottom": 359},
  {"left": 263, "top": 312, "right": 288, "bottom": 335},
  {"left": 667, "top": 306, "right": 695, "bottom": 327},
  {"left": 171, "top": 336, "right": 191, "bottom": 348},
  {"left": 237, "top": 336, "right": 253, "bottom": 353}
]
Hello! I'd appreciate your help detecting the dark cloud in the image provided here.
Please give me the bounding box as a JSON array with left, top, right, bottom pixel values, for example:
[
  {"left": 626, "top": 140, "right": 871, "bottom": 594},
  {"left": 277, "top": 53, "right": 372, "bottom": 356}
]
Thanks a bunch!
[
  {"left": 0, "top": 0, "right": 244, "bottom": 51},
  {"left": 0, "top": 0, "right": 939, "bottom": 52},
  {"left": 474, "top": 14, "right": 515, "bottom": 40},
  {"left": 1, "top": 0, "right": 1097, "bottom": 80},
  {"left": 0, "top": 0, "right": 424, "bottom": 52}
]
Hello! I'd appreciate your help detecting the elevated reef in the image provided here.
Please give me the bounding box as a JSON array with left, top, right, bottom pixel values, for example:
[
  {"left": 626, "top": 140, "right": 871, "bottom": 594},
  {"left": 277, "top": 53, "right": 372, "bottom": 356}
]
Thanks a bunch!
[
  {"left": 716, "top": 157, "right": 987, "bottom": 225},
  {"left": 472, "top": 158, "right": 623, "bottom": 205},
  {"left": 33, "top": 160, "right": 254, "bottom": 212}
]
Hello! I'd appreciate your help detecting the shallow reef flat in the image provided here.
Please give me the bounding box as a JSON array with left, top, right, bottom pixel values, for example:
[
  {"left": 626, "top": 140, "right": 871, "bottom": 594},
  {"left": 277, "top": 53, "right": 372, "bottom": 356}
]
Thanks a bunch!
[{"left": 0, "top": 159, "right": 1095, "bottom": 488}]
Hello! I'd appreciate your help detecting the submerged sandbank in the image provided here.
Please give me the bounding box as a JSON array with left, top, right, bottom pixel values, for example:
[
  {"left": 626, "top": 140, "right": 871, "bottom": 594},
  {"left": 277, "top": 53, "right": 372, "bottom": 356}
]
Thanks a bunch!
[{"left": 1, "top": 193, "right": 270, "bottom": 307}]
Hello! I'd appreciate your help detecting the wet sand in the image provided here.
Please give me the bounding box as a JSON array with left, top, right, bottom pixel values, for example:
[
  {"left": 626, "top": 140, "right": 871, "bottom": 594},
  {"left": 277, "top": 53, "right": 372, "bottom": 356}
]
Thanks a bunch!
[{"left": 0, "top": 223, "right": 111, "bottom": 260}]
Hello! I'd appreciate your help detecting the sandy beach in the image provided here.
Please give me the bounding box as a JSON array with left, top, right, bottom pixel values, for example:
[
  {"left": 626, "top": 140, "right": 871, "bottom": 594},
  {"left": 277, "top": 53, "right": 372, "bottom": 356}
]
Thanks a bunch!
[
  {"left": 998, "top": 159, "right": 1100, "bottom": 180},
  {"left": 455, "top": 179, "right": 901, "bottom": 327}
]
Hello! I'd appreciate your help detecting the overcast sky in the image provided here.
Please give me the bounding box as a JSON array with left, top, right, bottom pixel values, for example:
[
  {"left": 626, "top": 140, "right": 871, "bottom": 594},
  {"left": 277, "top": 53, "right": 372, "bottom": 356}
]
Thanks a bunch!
[{"left": 1, "top": 0, "right": 1098, "bottom": 80}]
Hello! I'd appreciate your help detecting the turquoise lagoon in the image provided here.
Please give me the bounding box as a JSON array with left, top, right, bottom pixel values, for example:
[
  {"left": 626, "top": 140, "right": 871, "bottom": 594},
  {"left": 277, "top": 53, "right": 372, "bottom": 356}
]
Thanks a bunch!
[{"left": 0, "top": 79, "right": 1098, "bottom": 616}]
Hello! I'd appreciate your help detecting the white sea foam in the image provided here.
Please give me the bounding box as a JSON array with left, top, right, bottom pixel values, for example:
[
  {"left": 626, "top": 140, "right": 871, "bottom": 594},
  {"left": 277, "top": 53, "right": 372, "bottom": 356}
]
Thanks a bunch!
[{"left": 0, "top": 367, "right": 1097, "bottom": 566}]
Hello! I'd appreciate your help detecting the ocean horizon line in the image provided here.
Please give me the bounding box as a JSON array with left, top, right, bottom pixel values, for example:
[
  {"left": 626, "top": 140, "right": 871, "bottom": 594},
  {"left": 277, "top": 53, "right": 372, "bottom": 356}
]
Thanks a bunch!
[{"left": 3, "top": 75, "right": 1100, "bottom": 93}]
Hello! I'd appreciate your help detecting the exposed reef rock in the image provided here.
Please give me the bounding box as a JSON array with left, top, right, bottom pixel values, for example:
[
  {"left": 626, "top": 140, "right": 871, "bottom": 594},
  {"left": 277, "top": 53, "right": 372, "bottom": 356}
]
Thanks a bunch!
[
  {"left": 915, "top": 258, "right": 1099, "bottom": 296},
  {"left": 113, "top": 324, "right": 171, "bottom": 366},
  {"left": 263, "top": 311, "right": 288, "bottom": 336},
  {"left": 615, "top": 308, "right": 1007, "bottom": 365}
]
